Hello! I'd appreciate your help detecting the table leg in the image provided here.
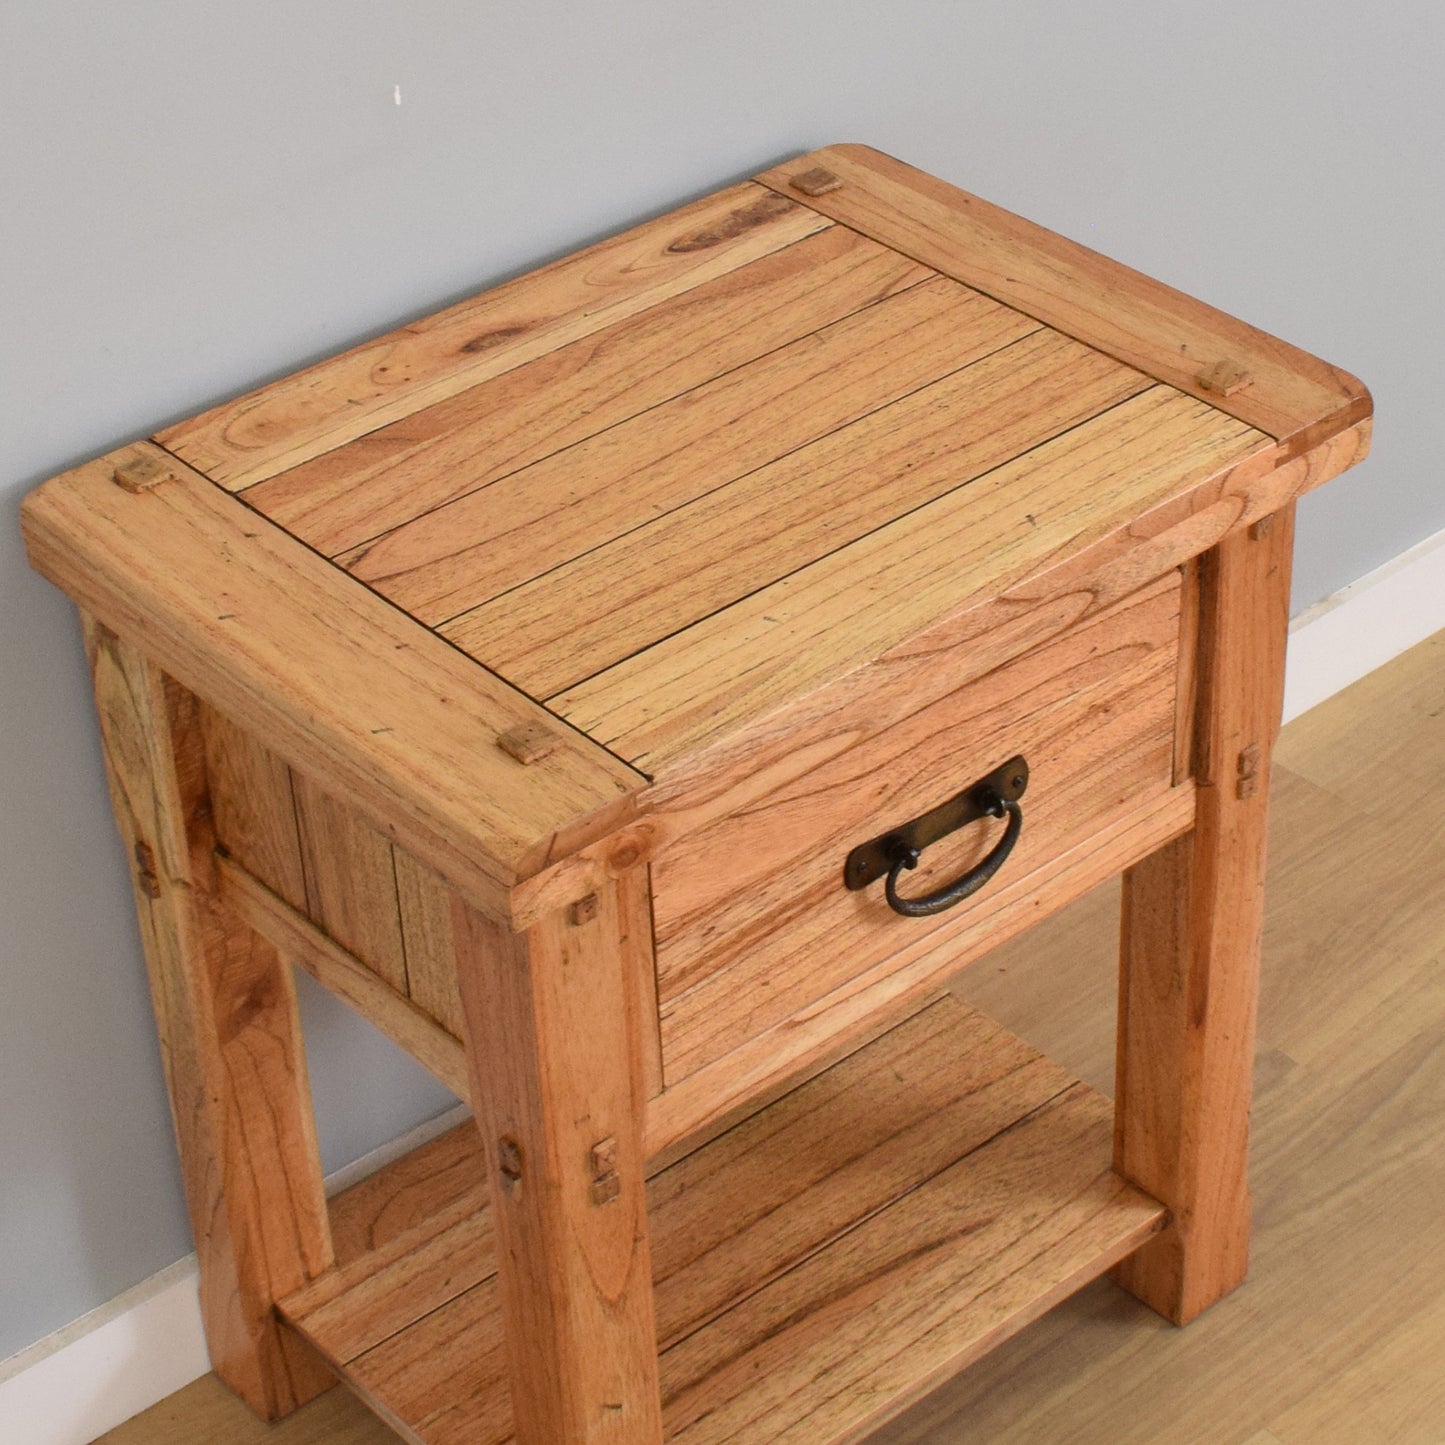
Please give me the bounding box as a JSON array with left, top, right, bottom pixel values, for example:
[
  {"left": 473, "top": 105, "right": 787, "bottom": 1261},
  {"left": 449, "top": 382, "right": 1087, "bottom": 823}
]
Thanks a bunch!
[
  {"left": 453, "top": 870, "right": 664, "bottom": 1444},
  {"left": 1113, "top": 506, "right": 1295, "bottom": 1324},
  {"left": 83, "top": 615, "right": 335, "bottom": 1417}
]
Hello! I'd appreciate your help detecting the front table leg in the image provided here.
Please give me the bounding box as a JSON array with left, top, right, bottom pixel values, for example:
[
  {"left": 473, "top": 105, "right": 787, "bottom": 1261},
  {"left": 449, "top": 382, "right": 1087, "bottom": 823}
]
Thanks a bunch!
[
  {"left": 453, "top": 872, "right": 664, "bottom": 1444},
  {"left": 1114, "top": 506, "right": 1294, "bottom": 1324},
  {"left": 82, "top": 615, "right": 335, "bottom": 1415}
]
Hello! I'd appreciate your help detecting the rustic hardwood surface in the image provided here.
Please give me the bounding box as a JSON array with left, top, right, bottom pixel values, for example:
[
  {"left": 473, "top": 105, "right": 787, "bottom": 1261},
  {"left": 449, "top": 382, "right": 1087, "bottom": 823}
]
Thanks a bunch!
[
  {"left": 101, "top": 631, "right": 1445, "bottom": 1443},
  {"left": 158, "top": 184, "right": 831, "bottom": 489},
  {"left": 757, "top": 146, "right": 1371, "bottom": 453}
]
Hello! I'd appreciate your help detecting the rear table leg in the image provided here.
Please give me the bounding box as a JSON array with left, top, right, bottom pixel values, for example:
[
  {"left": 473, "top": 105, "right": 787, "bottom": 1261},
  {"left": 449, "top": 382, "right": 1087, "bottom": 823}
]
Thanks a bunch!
[{"left": 83, "top": 614, "right": 334, "bottom": 1416}]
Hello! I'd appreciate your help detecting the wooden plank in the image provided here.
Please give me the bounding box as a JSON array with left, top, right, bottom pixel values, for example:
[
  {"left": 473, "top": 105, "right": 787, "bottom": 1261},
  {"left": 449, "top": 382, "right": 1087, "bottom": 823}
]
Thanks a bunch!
[
  {"left": 452, "top": 874, "right": 663, "bottom": 1444},
  {"left": 347, "top": 274, "right": 1038, "bottom": 626},
  {"left": 445, "top": 327, "right": 1148, "bottom": 696},
  {"left": 199, "top": 703, "right": 308, "bottom": 909},
  {"left": 218, "top": 855, "right": 470, "bottom": 1101},
  {"left": 551, "top": 387, "right": 1274, "bottom": 773},
  {"left": 291, "top": 770, "right": 408, "bottom": 993},
  {"left": 158, "top": 184, "right": 832, "bottom": 490},
  {"left": 82, "top": 617, "right": 333, "bottom": 1419},
  {"left": 280, "top": 996, "right": 1164, "bottom": 1445},
  {"left": 646, "top": 998, "right": 1076, "bottom": 1350},
  {"left": 573, "top": 417, "right": 1366, "bottom": 859},
  {"left": 660, "top": 1086, "right": 1162, "bottom": 1443},
  {"left": 244, "top": 225, "right": 930, "bottom": 558},
  {"left": 653, "top": 574, "right": 1180, "bottom": 1084},
  {"left": 645, "top": 783, "right": 1194, "bottom": 1160},
  {"left": 1113, "top": 505, "right": 1296, "bottom": 1324},
  {"left": 20, "top": 445, "right": 645, "bottom": 922},
  {"left": 758, "top": 145, "right": 1371, "bottom": 453},
  {"left": 393, "top": 849, "right": 465, "bottom": 1037}
]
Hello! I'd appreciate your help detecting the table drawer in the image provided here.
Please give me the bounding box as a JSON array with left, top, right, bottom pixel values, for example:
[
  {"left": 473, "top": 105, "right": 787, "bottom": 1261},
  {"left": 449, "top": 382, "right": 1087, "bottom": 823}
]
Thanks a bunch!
[{"left": 651, "top": 569, "right": 1185, "bottom": 1085}]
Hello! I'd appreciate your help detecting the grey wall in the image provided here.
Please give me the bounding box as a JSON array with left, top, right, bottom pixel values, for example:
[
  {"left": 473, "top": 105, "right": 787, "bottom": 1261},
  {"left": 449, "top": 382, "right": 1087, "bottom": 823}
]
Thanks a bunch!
[{"left": 3, "top": 1, "right": 1440, "bottom": 1362}]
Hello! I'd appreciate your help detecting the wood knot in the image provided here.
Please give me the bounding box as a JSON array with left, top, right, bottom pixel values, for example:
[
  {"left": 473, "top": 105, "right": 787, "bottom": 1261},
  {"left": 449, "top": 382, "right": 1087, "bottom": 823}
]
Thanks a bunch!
[
  {"left": 788, "top": 166, "right": 844, "bottom": 198},
  {"left": 133, "top": 839, "right": 162, "bottom": 899},
  {"left": 667, "top": 193, "right": 793, "bottom": 253},
  {"left": 496, "top": 720, "right": 559, "bottom": 766}
]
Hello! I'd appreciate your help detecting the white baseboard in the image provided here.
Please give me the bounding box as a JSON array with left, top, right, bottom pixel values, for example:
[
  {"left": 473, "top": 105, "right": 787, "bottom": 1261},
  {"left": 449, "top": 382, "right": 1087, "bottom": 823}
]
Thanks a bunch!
[
  {"left": 0, "top": 1103, "right": 470, "bottom": 1445},
  {"left": 4, "top": 531, "right": 1443, "bottom": 1445},
  {"left": 1283, "top": 526, "right": 1445, "bottom": 724}
]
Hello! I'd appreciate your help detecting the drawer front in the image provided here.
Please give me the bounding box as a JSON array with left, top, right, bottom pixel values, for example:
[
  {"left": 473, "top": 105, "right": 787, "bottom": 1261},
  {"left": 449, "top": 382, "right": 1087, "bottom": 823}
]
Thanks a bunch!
[{"left": 651, "top": 570, "right": 1184, "bottom": 1085}]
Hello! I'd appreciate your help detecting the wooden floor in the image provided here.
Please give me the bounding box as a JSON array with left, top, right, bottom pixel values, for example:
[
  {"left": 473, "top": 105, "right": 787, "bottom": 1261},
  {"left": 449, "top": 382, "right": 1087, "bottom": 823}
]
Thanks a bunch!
[{"left": 100, "top": 630, "right": 1445, "bottom": 1445}]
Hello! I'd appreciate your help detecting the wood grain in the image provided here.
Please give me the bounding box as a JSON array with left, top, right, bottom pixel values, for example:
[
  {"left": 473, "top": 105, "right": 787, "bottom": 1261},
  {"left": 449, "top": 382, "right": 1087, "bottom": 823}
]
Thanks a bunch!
[
  {"left": 757, "top": 145, "right": 1370, "bottom": 452},
  {"left": 219, "top": 855, "right": 469, "bottom": 1101},
  {"left": 1113, "top": 507, "right": 1296, "bottom": 1323},
  {"left": 20, "top": 445, "right": 645, "bottom": 922},
  {"left": 551, "top": 387, "right": 1272, "bottom": 774},
  {"left": 645, "top": 783, "right": 1195, "bottom": 1161},
  {"left": 276, "top": 996, "right": 1163, "bottom": 1444},
  {"left": 653, "top": 574, "right": 1180, "bottom": 1084},
  {"left": 350, "top": 275, "right": 1037, "bottom": 626},
  {"left": 452, "top": 875, "right": 663, "bottom": 1443},
  {"left": 158, "top": 184, "right": 831, "bottom": 489},
  {"left": 199, "top": 701, "right": 308, "bottom": 910},
  {"left": 83, "top": 617, "right": 333, "bottom": 1418},
  {"left": 444, "top": 328, "right": 1147, "bottom": 695},
  {"left": 393, "top": 849, "right": 465, "bottom": 1038},
  {"left": 291, "top": 771, "right": 408, "bottom": 993},
  {"left": 243, "top": 225, "right": 929, "bottom": 557}
]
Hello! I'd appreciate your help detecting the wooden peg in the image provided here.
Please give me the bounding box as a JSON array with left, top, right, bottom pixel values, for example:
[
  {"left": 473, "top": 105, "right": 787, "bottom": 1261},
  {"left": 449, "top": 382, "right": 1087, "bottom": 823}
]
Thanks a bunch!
[
  {"left": 568, "top": 893, "right": 599, "bottom": 927},
  {"left": 588, "top": 1137, "right": 621, "bottom": 1206},
  {"left": 496, "top": 720, "right": 559, "bottom": 766},
  {"left": 1197, "top": 359, "right": 1252, "bottom": 397},
  {"left": 112, "top": 453, "right": 179, "bottom": 493},
  {"left": 789, "top": 166, "right": 844, "bottom": 198}
]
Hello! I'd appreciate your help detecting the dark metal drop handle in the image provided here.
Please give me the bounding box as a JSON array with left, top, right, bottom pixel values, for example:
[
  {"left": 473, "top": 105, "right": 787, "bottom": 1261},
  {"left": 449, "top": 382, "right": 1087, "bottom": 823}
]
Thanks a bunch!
[
  {"left": 882, "top": 793, "right": 1023, "bottom": 917},
  {"left": 842, "top": 756, "right": 1030, "bottom": 917}
]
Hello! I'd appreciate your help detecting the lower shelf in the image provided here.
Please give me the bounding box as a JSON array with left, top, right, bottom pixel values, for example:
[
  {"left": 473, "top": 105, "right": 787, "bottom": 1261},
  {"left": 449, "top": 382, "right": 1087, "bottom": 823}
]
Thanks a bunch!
[{"left": 278, "top": 994, "right": 1164, "bottom": 1443}]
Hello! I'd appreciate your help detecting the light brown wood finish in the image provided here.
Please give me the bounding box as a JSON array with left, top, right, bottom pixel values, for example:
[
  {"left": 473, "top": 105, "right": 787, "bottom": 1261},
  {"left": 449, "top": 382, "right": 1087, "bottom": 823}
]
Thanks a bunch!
[
  {"left": 200, "top": 702, "right": 308, "bottom": 909},
  {"left": 553, "top": 387, "right": 1272, "bottom": 773},
  {"left": 393, "top": 850, "right": 465, "bottom": 1037},
  {"left": 218, "top": 856, "right": 470, "bottom": 1101},
  {"left": 452, "top": 875, "right": 663, "bottom": 1444},
  {"left": 351, "top": 275, "right": 1037, "bottom": 626},
  {"left": 654, "top": 573, "right": 1181, "bottom": 1083},
  {"left": 291, "top": 772, "right": 409, "bottom": 992},
  {"left": 757, "top": 145, "right": 1370, "bottom": 453},
  {"left": 83, "top": 617, "right": 333, "bottom": 1418},
  {"left": 444, "top": 328, "right": 1148, "bottom": 695},
  {"left": 108, "top": 633, "right": 1445, "bottom": 1445},
  {"left": 266, "top": 995, "right": 1162, "bottom": 1444},
  {"left": 243, "top": 225, "right": 929, "bottom": 557},
  {"left": 645, "top": 782, "right": 1194, "bottom": 1161},
  {"left": 20, "top": 446, "right": 645, "bottom": 923},
  {"left": 158, "top": 184, "right": 831, "bottom": 489},
  {"left": 1113, "top": 506, "right": 1296, "bottom": 1323}
]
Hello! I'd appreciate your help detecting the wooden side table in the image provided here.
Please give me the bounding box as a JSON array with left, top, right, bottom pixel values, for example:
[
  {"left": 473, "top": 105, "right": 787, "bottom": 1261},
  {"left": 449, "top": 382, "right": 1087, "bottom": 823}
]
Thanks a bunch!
[{"left": 23, "top": 145, "right": 1371, "bottom": 1443}]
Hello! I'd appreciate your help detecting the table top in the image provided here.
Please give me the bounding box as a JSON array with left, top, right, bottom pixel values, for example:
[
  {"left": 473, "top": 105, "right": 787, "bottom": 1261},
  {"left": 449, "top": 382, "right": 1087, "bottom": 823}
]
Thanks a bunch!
[{"left": 24, "top": 145, "right": 1371, "bottom": 915}]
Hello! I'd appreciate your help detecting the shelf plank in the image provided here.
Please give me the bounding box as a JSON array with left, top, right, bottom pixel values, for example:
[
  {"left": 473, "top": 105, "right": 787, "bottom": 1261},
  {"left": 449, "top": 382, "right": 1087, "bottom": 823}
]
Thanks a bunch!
[{"left": 278, "top": 995, "right": 1164, "bottom": 1444}]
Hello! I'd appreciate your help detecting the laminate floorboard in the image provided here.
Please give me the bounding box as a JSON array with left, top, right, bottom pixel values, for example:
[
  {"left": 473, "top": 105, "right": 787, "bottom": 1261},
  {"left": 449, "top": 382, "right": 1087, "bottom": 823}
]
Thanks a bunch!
[{"left": 97, "top": 631, "right": 1445, "bottom": 1445}]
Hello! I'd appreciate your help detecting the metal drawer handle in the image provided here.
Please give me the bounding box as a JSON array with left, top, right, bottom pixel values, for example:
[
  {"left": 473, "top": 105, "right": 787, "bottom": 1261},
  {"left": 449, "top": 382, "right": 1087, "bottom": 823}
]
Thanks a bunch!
[{"left": 844, "top": 756, "right": 1029, "bottom": 918}]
